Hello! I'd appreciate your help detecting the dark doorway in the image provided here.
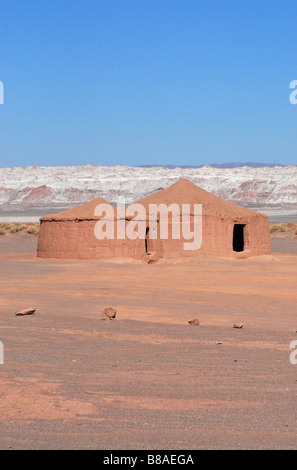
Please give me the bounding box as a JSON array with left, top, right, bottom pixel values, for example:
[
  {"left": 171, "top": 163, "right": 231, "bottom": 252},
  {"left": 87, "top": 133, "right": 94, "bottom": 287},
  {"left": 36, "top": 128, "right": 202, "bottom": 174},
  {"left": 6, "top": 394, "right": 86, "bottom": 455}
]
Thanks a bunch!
[
  {"left": 145, "top": 227, "right": 150, "bottom": 254},
  {"left": 233, "top": 224, "right": 245, "bottom": 252}
]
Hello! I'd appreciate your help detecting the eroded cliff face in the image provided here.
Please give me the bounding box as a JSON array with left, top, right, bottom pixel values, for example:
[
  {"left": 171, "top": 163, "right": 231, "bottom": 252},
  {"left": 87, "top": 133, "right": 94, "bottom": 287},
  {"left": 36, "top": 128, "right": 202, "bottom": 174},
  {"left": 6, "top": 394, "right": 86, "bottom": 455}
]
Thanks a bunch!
[{"left": 1, "top": 164, "right": 297, "bottom": 208}]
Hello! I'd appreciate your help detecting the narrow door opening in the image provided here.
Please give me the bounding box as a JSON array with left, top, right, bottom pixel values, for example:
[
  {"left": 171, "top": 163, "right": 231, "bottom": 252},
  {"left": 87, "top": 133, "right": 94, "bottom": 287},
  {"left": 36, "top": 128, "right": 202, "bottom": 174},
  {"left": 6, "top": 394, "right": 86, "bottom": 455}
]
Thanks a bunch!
[
  {"left": 145, "top": 227, "right": 150, "bottom": 254},
  {"left": 233, "top": 224, "right": 245, "bottom": 252}
]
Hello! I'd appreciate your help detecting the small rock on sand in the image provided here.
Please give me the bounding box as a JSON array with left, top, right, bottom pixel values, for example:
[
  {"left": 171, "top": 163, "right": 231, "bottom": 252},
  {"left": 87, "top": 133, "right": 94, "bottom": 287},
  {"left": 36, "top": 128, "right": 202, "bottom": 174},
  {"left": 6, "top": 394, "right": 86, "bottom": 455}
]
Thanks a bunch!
[
  {"left": 15, "top": 307, "right": 36, "bottom": 316},
  {"left": 233, "top": 323, "right": 244, "bottom": 329},
  {"left": 188, "top": 319, "right": 200, "bottom": 325},
  {"left": 101, "top": 307, "right": 117, "bottom": 320}
]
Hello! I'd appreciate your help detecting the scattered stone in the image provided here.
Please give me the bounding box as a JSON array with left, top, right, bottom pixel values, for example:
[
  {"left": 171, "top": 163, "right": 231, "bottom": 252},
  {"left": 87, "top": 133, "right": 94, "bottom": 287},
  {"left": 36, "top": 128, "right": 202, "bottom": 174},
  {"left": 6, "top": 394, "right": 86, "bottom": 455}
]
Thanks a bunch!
[
  {"left": 15, "top": 307, "right": 36, "bottom": 316},
  {"left": 233, "top": 323, "right": 244, "bottom": 329},
  {"left": 188, "top": 319, "right": 200, "bottom": 325},
  {"left": 101, "top": 307, "right": 117, "bottom": 320}
]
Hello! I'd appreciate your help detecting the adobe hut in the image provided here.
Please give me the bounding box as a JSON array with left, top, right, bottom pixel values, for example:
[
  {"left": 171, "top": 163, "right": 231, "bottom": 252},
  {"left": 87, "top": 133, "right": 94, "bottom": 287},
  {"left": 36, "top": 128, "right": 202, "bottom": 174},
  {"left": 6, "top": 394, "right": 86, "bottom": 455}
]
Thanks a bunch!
[
  {"left": 37, "top": 197, "right": 147, "bottom": 259},
  {"left": 136, "top": 179, "right": 270, "bottom": 258},
  {"left": 37, "top": 179, "right": 271, "bottom": 260}
]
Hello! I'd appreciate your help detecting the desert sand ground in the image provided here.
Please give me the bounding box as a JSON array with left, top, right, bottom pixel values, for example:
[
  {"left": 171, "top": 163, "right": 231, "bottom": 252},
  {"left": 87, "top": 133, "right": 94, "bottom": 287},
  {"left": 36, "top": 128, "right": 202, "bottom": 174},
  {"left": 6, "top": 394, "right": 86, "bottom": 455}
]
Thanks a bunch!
[{"left": 0, "top": 232, "right": 297, "bottom": 449}]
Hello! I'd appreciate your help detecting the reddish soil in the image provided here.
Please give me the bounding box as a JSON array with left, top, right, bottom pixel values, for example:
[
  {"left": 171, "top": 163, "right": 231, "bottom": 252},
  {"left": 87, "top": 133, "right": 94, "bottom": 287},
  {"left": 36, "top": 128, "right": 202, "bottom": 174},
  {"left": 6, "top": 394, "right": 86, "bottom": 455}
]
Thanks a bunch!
[{"left": 0, "top": 233, "right": 297, "bottom": 449}]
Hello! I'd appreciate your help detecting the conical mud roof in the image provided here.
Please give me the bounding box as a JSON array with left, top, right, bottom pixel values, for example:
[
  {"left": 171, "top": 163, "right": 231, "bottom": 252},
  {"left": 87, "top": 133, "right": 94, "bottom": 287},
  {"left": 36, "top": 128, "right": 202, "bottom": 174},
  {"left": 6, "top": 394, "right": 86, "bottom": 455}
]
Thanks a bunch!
[
  {"left": 41, "top": 197, "right": 114, "bottom": 221},
  {"left": 41, "top": 180, "right": 267, "bottom": 222},
  {"left": 136, "top": 179, "right": 265, "bottom": 218}
]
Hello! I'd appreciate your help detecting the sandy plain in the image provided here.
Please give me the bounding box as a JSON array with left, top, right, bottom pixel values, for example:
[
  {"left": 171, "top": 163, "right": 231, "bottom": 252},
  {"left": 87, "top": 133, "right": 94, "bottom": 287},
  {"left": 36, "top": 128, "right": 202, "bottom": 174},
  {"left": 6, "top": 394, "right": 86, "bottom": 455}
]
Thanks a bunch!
[{"left": 0, "top": 232, "right": 296, "bottom": 449}]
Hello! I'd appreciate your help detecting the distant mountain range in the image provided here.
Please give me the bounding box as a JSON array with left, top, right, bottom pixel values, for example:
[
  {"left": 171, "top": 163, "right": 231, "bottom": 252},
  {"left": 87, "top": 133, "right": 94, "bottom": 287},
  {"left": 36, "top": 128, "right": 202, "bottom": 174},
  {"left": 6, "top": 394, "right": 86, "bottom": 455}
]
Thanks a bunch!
[
  {"left": 0, "top": 164, "right": 297, "bottom": 210},
  {"left": 139, "top": 162, "right": 286, "bottom": 169}
]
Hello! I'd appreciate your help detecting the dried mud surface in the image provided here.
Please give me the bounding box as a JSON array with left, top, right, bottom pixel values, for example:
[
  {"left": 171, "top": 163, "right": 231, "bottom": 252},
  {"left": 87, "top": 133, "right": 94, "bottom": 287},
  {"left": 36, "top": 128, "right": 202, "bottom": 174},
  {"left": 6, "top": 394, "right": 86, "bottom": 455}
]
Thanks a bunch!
[{"left": 0, "top": 234, "right": 297, "bottom": 449}]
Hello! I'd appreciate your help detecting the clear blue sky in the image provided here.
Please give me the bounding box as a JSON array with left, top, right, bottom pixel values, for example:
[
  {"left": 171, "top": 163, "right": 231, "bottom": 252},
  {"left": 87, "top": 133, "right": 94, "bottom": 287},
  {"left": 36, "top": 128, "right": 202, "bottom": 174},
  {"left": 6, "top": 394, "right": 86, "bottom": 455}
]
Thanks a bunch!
[{"left": 0, "top": 0, "right": 296, "bottom": 167}]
